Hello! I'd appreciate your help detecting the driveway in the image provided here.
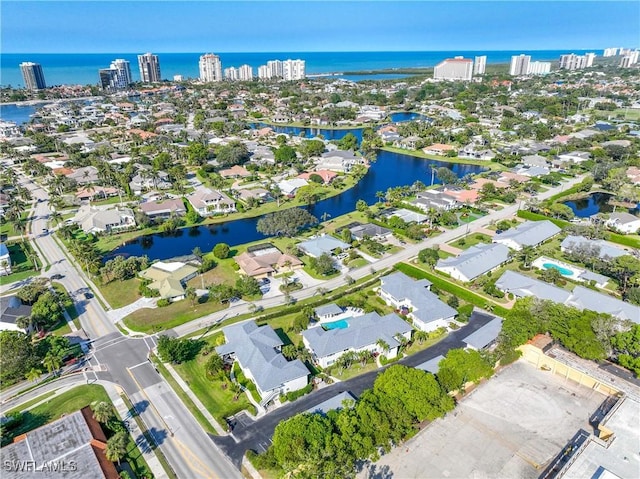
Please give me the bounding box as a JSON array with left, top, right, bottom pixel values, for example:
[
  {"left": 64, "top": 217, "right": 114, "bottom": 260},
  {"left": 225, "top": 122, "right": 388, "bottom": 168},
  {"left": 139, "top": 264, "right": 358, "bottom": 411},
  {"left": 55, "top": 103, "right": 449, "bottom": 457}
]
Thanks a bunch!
[{"left": 107, "top": 296, "right": 159, "bottom": 322}]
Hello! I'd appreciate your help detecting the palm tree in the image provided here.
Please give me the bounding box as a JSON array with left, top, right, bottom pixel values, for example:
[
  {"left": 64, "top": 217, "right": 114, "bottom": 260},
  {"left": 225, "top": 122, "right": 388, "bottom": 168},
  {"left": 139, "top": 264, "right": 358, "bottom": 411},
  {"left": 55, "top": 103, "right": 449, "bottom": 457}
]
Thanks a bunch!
[
  {"left": 518, "top": 246, "right": 535, "bottom": 269},
  {"left": 185, "top": 287, "right": 197, "bottom": 307},
  {"left": 16, "top": 315, "right": 32, "bottom": 331},
  {"left": 91, "top": 401, "right": 115, "bottom": 423},
  {"left": 50, "top": 211, "right": 63, "bottom": 227},
  {"left": 25, "top": 367, "right": 42, "bottom": 383},
  {"left": 12, "top": 218, "right": 26, "bottom": 241},
  {"left": 375, "top": 191, "right": 385, "bottom": 204},
  {"left": 43, "top": 352, "right": 63, "bottom": 375},
  {"left": 376, "top": 339, "right": 390, "bottom": 356},
  {"left": 320, "top": 211, "right": 331, "bottom": 223},
  {"left": 105, "top": 432, "right": 128, "bottom": 465}
]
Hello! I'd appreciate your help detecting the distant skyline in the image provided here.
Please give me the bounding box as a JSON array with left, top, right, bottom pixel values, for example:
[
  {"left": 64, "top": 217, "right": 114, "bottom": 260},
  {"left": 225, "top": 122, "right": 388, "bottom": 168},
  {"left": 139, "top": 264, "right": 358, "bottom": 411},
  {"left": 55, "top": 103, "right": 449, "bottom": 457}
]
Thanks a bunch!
[{"left": 2, "top": 1, "right": 639, "bottom": 54}]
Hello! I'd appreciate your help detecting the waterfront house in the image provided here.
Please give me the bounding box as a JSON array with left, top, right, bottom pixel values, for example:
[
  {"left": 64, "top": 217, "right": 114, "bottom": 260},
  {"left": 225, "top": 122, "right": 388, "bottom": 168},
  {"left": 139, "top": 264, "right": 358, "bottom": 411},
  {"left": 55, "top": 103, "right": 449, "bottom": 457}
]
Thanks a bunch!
[
  {"left": 298, "top": 235, "right": 351, "bottom": 258},
  {"left": 316, "top": 150, "right": 362, "bottom": 173},
  {"left": 234, "top": 243, "right": 302, "bottom": 278},
  {"left": 557, "top": 151, "right": 591, "bottom": 164},
  {"left": 187, "top": 187, "right": 236, "bottom": 216},
  {"left": 129, "top": 170, "right": 172, "bottom": 194},
  {"left": 347, "top": 223, "right": 393, "bottom": 241},
  {"left": 492, "top": 220, "right": 560, "bottom": 251},
  {"left": 566, "top": 286, "right": 640, "bottom": 323},
  {"left": 139, "top": 198, "right": 187, "bottom": 220},
  {"left": 138, "top": 261, "right": 199, "bottom": 302},
  {"left": 521, "top": 154, "right": 549, "bottom": 168},
  {"left": 0, "top": 242, "right": 12, "bottom": 276},
  {"left": 412, "top": 190, "right": 459, "bottom": 212},
  {"left": 379, "top": 271, "right": 458, "bottom": 331},
  {"left": 382, "top": 208, "right": 428, "bottom": 224},
  {"left": 423, "top": 143, "right": 456, "bottom": 156},
  {"left": 605, "top": 213, "right": 640, "bottom": 234},
  {"left": 302, "top": 312, "right": 413, "bottom": 368},
  {"left": 435, "top": 243, "right": 510, "bottom": 283},
  {"left": 297, "top": 170, "right": 338, "bottom": 185},
  {"left": 219, "top": 165, "right": 251, "bottom": 179},
  {"left": 277, "top": 178, "right": 308, "bottom": 197},
  {"left": 216, "top": 321, "right": 309, "bottom": 404}
]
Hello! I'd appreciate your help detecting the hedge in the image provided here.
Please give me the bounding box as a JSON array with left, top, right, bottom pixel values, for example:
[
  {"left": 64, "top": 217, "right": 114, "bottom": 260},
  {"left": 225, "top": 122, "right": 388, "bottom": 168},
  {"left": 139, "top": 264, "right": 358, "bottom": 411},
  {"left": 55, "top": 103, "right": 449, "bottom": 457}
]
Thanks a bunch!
[
  {"left": 516, "top": 210, "right": 570, "bottom": 228},
  {"left": 394, "top": 263, "right": 509, "bottom": 317}
]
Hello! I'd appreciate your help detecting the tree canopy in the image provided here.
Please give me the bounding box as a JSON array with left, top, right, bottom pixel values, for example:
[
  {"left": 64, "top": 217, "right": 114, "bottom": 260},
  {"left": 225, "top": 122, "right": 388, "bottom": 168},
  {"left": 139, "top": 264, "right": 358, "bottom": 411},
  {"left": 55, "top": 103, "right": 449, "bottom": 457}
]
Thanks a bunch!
[{"left": 256, "top": 208, "right": 318, "bottom": 237}]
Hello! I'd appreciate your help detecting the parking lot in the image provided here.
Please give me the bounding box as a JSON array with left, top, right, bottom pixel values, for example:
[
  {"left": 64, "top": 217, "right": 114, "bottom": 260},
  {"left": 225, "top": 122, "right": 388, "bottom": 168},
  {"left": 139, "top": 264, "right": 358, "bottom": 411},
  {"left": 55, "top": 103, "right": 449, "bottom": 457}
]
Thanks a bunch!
[{"left": 359, "top": 360, "right": 607, "bottom": 479}]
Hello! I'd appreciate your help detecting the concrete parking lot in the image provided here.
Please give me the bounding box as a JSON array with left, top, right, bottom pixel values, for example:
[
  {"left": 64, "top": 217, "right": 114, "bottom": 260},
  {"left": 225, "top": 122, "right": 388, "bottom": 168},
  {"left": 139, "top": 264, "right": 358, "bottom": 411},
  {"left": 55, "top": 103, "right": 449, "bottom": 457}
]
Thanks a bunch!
[{"left": 359, "top": 360, "right": 607, "bottom": 479}]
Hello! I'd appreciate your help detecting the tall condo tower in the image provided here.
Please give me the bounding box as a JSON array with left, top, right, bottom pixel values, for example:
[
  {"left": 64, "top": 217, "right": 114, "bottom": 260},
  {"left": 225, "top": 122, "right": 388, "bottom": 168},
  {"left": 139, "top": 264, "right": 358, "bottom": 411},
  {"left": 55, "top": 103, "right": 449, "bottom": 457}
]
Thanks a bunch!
[
  {"left": 20, "top": 62, "right": 47, "bottom": 90},
  {"left": 138, "top": 53, "right": 161, "bottom": 83},
  {"left": 99, "top": 59, "right": 132, "bottom": 90},
  {"left": 199, "top": 53, "right": 223, "bottom": 82},
  {"left": 509, "top": 54, "right": 531, "bottom": 76},
  {"left": 473, "top": 56, "right": 487, "bottom": 75},
  {"left": 433, "top": 57, "right": 473, "bottom": 81}
]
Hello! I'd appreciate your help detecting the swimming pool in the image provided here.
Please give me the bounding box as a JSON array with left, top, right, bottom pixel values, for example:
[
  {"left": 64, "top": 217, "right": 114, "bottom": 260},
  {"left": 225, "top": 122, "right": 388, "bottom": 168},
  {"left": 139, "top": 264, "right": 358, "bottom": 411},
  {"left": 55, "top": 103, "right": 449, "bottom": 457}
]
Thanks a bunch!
[
  {"left": 542, "top": 262, "right": 575, "bottom": 277},
  {"left": 322, "top": 318, "right": 351, "bottom": 330}
]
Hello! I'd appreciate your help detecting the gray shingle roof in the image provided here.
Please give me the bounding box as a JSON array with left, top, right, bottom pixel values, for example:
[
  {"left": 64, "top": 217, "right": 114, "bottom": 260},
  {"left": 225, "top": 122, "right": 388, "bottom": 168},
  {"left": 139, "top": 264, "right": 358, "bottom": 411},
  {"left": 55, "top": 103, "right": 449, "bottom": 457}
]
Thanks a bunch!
[
  {"left": 216, "top": 321, "right": 309, "bottom": 393},
  {"left": 495, "top": 270, "right": 572, "bottom": 303},
  {"left": 560, "top": 235, "right": 628, "bottom": 259},
  {"left": 463, "top": 314, "right": 503, "bottom": 350},
  {"left": 302, "top": 312, "right": 412, "bottom": 358},
  {"left": 380, "top": 272, "right": 458, "bottom": 325},
  {"left": 567, "top": 286, "right": 640, "bottom": 323},
  {"left": 493, "top": 220, "right": 560, "bottom": 249},
  {"left": 436, "top": 243, "right": 510, "bottom": 281},
  {"left": 306, "top": 391, "right": 357, "bottom": 415},
  {"left": 298, "top": 235, "right": 350, "bottom": 257},
  {"left": 314, "top": 303, "right": 344, "bottom": 317},
  {"left": 415, "top": 355, "right": 445, "bottom": 374}
]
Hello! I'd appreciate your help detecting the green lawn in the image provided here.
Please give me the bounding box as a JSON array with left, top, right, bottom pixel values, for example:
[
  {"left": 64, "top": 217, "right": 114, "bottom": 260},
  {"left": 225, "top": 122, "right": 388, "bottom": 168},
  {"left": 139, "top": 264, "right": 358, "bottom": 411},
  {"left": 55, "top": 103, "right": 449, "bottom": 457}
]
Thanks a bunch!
[
  {"left": 0, "top": 242, "right": 39, "bottom": 284},
  {"left": 328, "top": 360, "right": 379, "bottom": 381},
  {"left": 381, "top": 146, "right": 503, "bottom": 170},
  {"left": 0, "top": 212, "right": 29, "bottom": 238},
  {"left": 402, "top": 329, "right": 448, "bottom": 356},
  {"left": 99, "top": 277, "right": 142, "bottom": 309},
  {"left": 123, "top": 296, "right": 227, "bottom": 333},
  {"left": 5, "top": 391, "right": 56, "bottom": 415},
  {"left": 173, "top": 342, "right": 255, "bottom": 425},
  {"left": 347, "top": 257, "right": 369, "bottom": 269},
  {"left": 449, "top": 233, "right": 492, "bottom": 250}
]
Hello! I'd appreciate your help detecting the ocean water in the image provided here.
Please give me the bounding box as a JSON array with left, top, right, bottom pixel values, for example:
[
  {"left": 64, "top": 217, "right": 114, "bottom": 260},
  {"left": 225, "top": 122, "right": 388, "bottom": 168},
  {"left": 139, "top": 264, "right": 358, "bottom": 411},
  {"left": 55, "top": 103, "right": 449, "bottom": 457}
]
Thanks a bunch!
[{"left": 0, "top": 50, "right": 591, "bottom": 88}]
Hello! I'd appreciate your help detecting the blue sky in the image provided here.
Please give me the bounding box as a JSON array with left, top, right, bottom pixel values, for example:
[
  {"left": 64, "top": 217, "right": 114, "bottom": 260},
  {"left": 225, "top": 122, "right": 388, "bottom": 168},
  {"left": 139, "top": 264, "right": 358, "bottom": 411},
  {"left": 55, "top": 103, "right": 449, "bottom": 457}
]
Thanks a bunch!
[{"left": 3, "top": 1, "right": 638, "bottom": 53}]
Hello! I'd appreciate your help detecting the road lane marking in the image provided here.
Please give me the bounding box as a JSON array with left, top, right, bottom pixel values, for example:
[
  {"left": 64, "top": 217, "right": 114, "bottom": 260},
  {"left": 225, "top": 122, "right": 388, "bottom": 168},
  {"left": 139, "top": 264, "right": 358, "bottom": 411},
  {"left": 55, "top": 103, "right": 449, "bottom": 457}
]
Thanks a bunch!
[{"left": 129, "top": 361, "right": 149, "bottom": 370}]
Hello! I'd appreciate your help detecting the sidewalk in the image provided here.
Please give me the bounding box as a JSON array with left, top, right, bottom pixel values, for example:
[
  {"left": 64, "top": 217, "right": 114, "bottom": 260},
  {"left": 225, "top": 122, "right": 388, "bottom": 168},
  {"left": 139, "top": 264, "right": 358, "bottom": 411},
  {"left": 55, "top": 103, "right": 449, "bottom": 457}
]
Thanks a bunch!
[
  {"left": 106, "top": 384, "right": 169, "bottom": 479},
  {"left": 107, "top": 296, "right": 158, "bottom": 322},
  {"left": 162, "top": 362, "right": 228, "bottom": 435}
]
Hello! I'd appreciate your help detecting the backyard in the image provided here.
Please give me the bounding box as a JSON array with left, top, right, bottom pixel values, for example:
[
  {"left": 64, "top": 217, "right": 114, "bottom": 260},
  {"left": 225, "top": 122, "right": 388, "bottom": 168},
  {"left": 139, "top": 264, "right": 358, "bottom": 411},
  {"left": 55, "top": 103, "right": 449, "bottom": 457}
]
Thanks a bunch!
[{"left": 0, "top": 241, "right": 40, "bottom": 284}]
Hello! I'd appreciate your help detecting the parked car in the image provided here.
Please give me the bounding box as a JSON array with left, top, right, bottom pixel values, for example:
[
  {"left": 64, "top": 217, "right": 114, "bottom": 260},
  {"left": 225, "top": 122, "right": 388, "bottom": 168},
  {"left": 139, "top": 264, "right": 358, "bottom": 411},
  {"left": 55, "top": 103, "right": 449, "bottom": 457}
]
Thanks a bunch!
[{"left": 84, "top": 292, "right": 93, "bottom": 299}]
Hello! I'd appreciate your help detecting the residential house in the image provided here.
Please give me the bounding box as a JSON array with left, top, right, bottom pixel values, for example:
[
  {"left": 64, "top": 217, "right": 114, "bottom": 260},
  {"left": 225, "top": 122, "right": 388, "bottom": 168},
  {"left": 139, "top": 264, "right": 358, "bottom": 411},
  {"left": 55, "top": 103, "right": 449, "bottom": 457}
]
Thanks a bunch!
[
  {"left": 0, "top": 406, "right": 119, "bottom": 479},
  {"left": 379, "top": 271, "right": 458, "bottom": 332},
  {"left": 216, "top": 321, "right": 309, "bottom": 402},
  {"left": 435, "top": 243, "right": 510, "bottom": 282},
  {"left": 412, "top": 190, "right": 458, "bottom": 212},
  {"left": 73, "top": 205, "right": 136, "bottom": 234},
  {"left": 513, "top": 165, "right": 551, "bottom": 178},
  {"left": 234, "top": 243, "right": 302, "bottom": 278},
  {"left": 139, "top": 198, "right": 187, "bottom": 220},
  {"left": 557, "top": 151, "right": 591, "bottom": 164},
  {"left": 219, "top": 165, "right": 251, "bottom": 179},
  {"left": 297, "top": 170, "right": 338, "bottom": 185},
  {"left": 347, "top": 223, "right": 393, "bottom": 241},
  {"left": 302, "top": 312, "right": 413, "bottom": 368},
  {"left": 605, "top": 213, "right": 640, "bottom": 234},
  {"left": 138, "top": 261, "right": 199, "bottom": 301},
  {"left": 66, "top": 166, "right": 99, "bottom": 185},
  {"left": 236, "top": 188, "right": 272, "bottom": 203},
  {"left": 459, "top": 145, "right": 496, "bottom": 161},
  {"left": 306, "top": 391, "right": 357, "bottom": 416},
  {"left": 187, "top": 187, "right": 236, "bottom": 216},
  {"left": 495, "top": 270, "right": 572, "bottom": 303},
  {"left": 521, "top": 154, "right": 549, "bottom": 168},
  {"left": 0, "top": 242, "right": 11, "bottom": 275},
  {"left": 129, "top": 170, "right": 171, "bottom": 195},
  {"left": 463, "top": 312, "right": 503, "bottom": 350},
  {"left": 560, "top": 235, "right": 629, "bottom": 259},
  {"left": 316, "top": 150, "right": 362, "bottom": 173},
  {"left": 75, "top": 186, "right": 119, "bottom": 202},
  {"left": 626, "top": 166, "right": 640, "bottom": 185},
  {"left": 492, "top": 220, "right": 560, "bottom": 251},
  {"left": 415, "top": 355, "right": 446, "bottom": 374},
  {"left": 298, "top": 235, "right": 350, "bottom": 258},
  {"left": 398, "top": 136, "right": 421, "bottom": 150},
  {"left": 423, "top": 143, "right": 456, "bottom": 156},
  {"left": 0, "top": 296, "right": 32, "bottom": 332},
  {"left": 566, "top": 286, "right": 640, "bottom": 323},
  {"left": 382, "top": 208, "right": 428, "bottom": 224},
  {"left": 277, "top": 178, "right": 308, "bottom": 197}
]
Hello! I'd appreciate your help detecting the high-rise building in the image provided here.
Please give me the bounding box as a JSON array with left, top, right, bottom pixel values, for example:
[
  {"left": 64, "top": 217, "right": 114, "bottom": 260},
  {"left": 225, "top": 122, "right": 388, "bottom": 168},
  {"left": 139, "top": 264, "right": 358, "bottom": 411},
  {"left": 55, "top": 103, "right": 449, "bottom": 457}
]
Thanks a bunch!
[
  {"left": 98, "top": 59, "right": 132, "bottom": 90},
  {"left": 224, "top": 67, "right": 238, "bottom": 81},
  {"left": 473, "top": 55, "right": 487, "bottom": 75},
  {"left": 433, "top": 56, "right": 473, "bottom": 81},
  {"left": 620, "top": 50, "right": 640, "bottom": 68},
  {"left": 199, "top": 53, "right": 223, "bottom": 82},
  {"left": 257, "top": 65, "right": 269, "bottom": 79},
  {"left": 509, "top": 54, "right": 531, "bottom": 76},
  {"left": 603, "top": 47, "right": 618, "bottom": 57},
  {"left": 238, "top": 64, "right": 254, "bottom": 81},
  {"left": 558, "top": 53, "right": 595, "bottom": 70},
  {"left": 527, "top": 61, "right": 551, "bottom": 75},
  {"left": 138, "top": 53, "right": 161, "bottom": 83},
  {"left": 266, "top": 60, "right": 283, "bottom": 79},
  {"left": 20, "top": 62, "right": 46, "bottom": 90},
  {"left": 283, "top": 59, "right": 306, "bottom": 80}
]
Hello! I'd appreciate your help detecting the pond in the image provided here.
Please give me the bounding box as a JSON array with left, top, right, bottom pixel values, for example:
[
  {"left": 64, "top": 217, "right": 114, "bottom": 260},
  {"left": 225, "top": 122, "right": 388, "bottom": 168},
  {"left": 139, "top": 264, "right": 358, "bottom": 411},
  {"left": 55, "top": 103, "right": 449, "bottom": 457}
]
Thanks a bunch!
[
  {"left": 110, "top": 149, "right": 485, "bottom": 261},
  {"left": 563, "top": 192, "right": 614, "bottom": 218}
]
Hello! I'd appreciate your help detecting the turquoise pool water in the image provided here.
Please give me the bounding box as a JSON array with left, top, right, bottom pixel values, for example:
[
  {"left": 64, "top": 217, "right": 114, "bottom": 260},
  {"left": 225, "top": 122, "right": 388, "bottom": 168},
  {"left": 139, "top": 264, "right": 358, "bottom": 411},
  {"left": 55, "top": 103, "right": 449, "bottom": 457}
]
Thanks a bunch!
[
  {"left": 323, "top": 318, "right": 351, "bottom": 330},
  {"left": 542, "top": 262, "right": 574, "bottom": 276}
]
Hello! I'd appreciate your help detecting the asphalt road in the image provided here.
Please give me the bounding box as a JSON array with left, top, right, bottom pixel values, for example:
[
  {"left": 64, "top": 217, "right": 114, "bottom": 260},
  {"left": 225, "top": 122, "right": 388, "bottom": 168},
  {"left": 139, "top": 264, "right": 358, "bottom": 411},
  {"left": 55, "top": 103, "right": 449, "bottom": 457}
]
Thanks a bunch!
[{"left": 213, "top": 311, "right": 496, "bottom": 467}]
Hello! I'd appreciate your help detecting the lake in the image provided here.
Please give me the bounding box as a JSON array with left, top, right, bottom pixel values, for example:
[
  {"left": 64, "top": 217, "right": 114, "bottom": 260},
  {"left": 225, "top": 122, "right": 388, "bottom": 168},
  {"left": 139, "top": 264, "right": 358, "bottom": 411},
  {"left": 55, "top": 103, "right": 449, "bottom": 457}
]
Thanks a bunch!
[
  {"left": 563, "top": 192, "right": 614, "bottom": 218},
  {"left": 110, "top": 149, "right": 484, "bottom": 261}
]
